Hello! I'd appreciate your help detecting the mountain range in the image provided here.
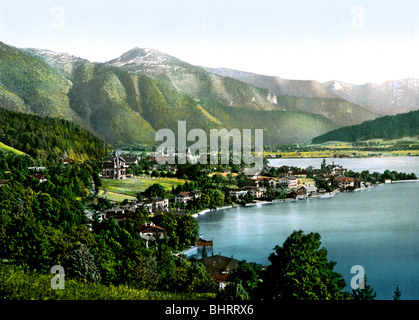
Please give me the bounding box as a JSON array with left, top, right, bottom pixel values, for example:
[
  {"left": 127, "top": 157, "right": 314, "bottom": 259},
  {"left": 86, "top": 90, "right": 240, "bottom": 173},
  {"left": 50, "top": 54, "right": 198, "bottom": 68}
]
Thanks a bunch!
[
  {"left": 204, "top": 67, "right": 419, "bottom": 116},
  {"left": 1, "top": 41, "right": 418, "bottom": 146}
]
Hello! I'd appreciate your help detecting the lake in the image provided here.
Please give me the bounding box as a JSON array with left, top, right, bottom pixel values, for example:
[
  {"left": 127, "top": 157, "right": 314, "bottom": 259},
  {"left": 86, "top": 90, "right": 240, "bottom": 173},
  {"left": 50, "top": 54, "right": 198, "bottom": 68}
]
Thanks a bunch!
[{"left": 196, "top": 157, "right": 419, "bottom": 300}]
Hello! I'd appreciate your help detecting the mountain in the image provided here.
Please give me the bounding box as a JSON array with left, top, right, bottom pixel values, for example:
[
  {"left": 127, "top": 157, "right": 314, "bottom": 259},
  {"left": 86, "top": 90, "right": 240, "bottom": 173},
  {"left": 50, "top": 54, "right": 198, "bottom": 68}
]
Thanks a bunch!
[
  {"left": 107, "top": 47, "right": 286, "bottom": 112},
  {"left": 312, "top": 110, "right": 419, "bottom": 144},
  {"left": 322, "top": 79, "right": 419, "bottom": 116},
  {"left": 203, "top": 67, "right": 337, "bottom": 99},
  {"left": 0, "top": 41, "right": 343, "bottom": 146},
  {"left": 203, "top": 67, "right": 380, "bottom": 126}
]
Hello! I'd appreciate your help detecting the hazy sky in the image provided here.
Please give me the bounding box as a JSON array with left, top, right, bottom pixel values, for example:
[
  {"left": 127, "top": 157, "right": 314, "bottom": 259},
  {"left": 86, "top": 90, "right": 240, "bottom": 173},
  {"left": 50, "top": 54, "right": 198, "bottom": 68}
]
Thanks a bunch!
[{"left": 1, "top": 0, "right": 418, "bottom": 84}]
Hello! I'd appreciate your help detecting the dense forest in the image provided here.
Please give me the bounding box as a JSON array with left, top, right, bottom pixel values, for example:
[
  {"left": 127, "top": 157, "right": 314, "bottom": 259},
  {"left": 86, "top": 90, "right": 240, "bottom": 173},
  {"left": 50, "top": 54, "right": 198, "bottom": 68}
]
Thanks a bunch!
[
  {"left": 312, "top": 110, "right": 419, "bottom": 144},
  {"left": 0, "top": 108, "right": 107, "bottom": 164}
]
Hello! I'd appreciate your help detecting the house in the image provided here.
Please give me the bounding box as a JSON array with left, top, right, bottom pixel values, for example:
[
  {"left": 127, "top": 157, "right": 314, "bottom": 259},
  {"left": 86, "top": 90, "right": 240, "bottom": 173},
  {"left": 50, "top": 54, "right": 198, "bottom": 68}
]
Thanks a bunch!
[
  {"left": 96, "top": 201, "right": 143, "bottom": 222},
  {"left": 338, "top": 177, "right": 355, "bottom": 189},
  {"left": 101, "top": 150, "right": 127, "bottom": 180},
  {"left": 245, "top": 186, "right": 267, "bottom": 198},
  {"left": 243, "top": 168, "right": 261, "bottom": 179},
  {"left": 197, "top": 237, "right": 213, "bottom": 247},
  {"left": 228, "top": 188, "right": 248, "bottom": 199},
  {"left": 334, "top": 168, "right": 346, "bottom": 176},
  {"left": 124, "top": 156, "right": 141, "bottom": 166},
  {"left": 301, "top": 184, "right": 318, "bottom": 196},
  {"left": 355, "top": 180, "right": 366, "bottom": 188},
  {"left": 326, "top": 163, "right": 344, "bottom": 175},
  {"left": 175, "top": 191, "right": 201, "bottom": 204},
  {"left": 290, "top": 170, "right": 307, "bottom": 178},
  {"left": 289, "top": 188, "right": 307, "bottom": 200},
  {"left": 279, "top": 176, "right": 298, "bottom": 190},
  {"left": 61, "top": 158, "right": 72, "bottom": 165},
  {"left": 261, "top": 177, "right": 278, "bottom": 188},
  {"left": 30, "top": 173, "right": 48, "bottom": 183},
  {"left": 143, "top": 197, "right": 169, "bottom": 214},
  {"left": 198, "top": 254, "right": 240, "bottom": 290},
  {"left": 246, "top": 177, "right": 263, "bottom": 187},
  {"left": 138, "top": 222, "right": 166, "bottom": 248},
  {"left": 0, "top": 179, "right": 9, "bottom": 188}
]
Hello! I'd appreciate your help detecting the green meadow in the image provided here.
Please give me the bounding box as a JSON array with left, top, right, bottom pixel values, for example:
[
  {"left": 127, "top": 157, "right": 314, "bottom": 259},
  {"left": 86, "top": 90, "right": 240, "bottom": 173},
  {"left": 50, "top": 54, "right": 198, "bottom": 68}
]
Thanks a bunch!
[
  {"left": 0, "top": 141, "right": 25, "bottom": 155},
  {"left": 99, "top": 177, "right": 188, "bottom": 201}
]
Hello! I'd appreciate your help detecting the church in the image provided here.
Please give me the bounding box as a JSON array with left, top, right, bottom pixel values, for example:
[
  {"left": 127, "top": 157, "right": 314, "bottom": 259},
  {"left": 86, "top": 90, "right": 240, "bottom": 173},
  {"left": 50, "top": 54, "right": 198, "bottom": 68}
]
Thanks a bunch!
[{"left": 101, "top": 150, "right": 127, "bottom": 180}]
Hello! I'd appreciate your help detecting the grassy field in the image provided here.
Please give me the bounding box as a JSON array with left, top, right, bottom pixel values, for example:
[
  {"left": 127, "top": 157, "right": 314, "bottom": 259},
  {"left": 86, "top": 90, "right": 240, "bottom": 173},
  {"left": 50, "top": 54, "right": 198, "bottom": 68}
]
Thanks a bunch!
[
  {"left": 97, "top": 190, "right": 136, "bottom": 202},
  {"left": 0, "top": 141, "right": 25, "bottom": 155},
  {"left": 297, "top": 178, "right": 316, "bottom": 186},
  {"left": 99, "top": 177, "right": 188, "bottom": 201}
]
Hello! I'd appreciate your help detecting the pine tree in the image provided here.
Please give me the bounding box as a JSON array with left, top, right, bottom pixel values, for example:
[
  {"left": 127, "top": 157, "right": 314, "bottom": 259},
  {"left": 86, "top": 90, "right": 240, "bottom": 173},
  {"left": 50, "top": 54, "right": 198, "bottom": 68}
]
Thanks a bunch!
[
  {"left": 352, "top": 276, "right": 377, "bottom": 300},
  {"left": 393, "top": 285, "right": 402, "bottom": 300}
]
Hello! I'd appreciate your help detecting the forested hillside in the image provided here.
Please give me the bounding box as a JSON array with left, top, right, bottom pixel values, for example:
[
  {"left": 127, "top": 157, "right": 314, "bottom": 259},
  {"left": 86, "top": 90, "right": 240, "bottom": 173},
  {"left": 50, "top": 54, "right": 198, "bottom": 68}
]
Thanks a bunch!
[
  {"left": 0, "top": 108, "right": 106, "bottom": 164},
  {"left": 312, "top": 110, "right": 419, "bottom": 143}
]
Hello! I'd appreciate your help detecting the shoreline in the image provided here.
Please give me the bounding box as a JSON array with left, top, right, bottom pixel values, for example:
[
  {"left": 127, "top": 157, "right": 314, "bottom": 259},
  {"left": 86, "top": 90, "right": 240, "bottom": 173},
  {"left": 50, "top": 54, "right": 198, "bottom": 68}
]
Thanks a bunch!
[
  {"left": 192, "top": 180, "right": 418, "bottom": 219},
  {"left": 191, "top": 185, "right": 387, "bottom": 218}
]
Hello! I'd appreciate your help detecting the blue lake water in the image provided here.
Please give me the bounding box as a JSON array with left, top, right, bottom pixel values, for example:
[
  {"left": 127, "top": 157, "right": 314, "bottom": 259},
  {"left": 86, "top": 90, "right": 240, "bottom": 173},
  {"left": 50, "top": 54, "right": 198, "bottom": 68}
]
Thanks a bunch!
[{"left": 196, "top": 157, "right": 419, "bottom": 300}]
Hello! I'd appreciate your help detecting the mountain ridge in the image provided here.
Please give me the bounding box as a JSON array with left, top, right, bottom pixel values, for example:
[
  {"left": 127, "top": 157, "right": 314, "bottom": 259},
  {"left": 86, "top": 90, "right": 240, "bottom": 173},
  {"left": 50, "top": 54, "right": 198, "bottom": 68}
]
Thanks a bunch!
[
  {"left": 5, "top": 42, "right": 416, "bottom": 146},
  {"left": 0, "top": 41, "right": 340, "bottom": 145},
  {"left": 203, "top": 66, "right": 419, "bottom": 117}
]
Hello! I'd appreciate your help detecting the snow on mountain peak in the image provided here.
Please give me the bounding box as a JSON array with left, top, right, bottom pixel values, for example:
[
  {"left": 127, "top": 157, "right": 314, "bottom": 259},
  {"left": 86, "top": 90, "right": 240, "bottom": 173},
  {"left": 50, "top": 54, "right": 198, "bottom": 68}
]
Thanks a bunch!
[{"left": 333, "top": 81, "right": 343, "bottom": 90}]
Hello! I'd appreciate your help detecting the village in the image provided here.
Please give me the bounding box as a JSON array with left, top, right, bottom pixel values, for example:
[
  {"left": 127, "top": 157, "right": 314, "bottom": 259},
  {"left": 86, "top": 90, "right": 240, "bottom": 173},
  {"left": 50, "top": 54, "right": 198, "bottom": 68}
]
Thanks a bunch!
[{"left": 88, "top": 149, "right": 379, "bottom": 289}]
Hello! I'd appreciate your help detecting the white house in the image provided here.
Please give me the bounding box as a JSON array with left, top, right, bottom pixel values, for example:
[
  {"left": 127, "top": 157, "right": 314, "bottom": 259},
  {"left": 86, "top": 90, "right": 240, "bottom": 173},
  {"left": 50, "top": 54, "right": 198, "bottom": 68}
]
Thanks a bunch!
[
  {"left": 279, "top": 176, "right": 298, "bottom": 190},
  {"left": 175, "top": 191, "right": 201, "bottom": 204},
  {"left": 228, "top": 188, "right": 249, "bottom": 198}
]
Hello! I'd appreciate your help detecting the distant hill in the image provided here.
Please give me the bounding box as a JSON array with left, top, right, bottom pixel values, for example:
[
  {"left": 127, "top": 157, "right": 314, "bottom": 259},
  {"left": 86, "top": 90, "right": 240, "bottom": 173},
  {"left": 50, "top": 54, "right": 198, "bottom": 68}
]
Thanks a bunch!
[{"left": 311, "top": 110, "right": 419, "bottom": 144}]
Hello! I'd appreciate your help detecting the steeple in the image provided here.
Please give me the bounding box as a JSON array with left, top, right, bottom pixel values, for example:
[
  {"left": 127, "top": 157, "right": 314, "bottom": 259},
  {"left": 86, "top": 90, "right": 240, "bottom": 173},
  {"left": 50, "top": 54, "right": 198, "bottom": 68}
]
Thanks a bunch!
[{"left": 114, "top": 145, "right": 120, "bottom": 179}]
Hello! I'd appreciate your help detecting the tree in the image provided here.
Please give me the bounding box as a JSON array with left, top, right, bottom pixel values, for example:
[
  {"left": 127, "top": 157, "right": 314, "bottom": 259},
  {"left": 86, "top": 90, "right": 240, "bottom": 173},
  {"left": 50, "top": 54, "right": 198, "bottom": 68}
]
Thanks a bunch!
[
  {"left": 143, "top": 183, "right": 166, "bottom": 198},
  {"left": 63, "top": 243, "right": 102, "bottom": 283},
  {"left": 321, "top": 159, "right": 326, "bottom": 171},
  {"left": 259, "top": 230, "right": 349, "bottom": 300},
  {"left": 218, "top": 281, "right": 250, "bottom": 300},
  {"left": 351, "top": 276, "right": 377, "bottom": 300},
  {"left": 393, "top": 285, "right": 402, "bottom": 300},
  {"left": 139, "top": 256, "right": 160, "bottom": 289},
  {"left": 222, "top": 260, "right": 262, "bottom": 299}
]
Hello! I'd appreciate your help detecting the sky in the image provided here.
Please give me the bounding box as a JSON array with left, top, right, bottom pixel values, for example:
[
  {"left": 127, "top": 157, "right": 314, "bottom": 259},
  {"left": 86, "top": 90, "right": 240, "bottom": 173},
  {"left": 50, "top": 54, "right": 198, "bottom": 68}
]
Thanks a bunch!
[{"left": 1, "top": 0, "right": 419, "bottom": 84}]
